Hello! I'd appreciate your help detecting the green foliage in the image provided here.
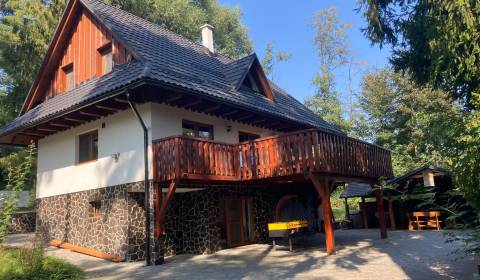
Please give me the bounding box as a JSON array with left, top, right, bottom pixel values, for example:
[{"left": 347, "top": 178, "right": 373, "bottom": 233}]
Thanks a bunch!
[
  {"left": 451, "top": 93, "right": 480, "bottom": 211},
  {"left": 305, "top": 7, "right": 352, "bottom": 131},
  {"left": 358, "top": 0, "right": 480, "bottom": 108},
  {"left": 0, "top": 246, "right": 85, "bottom": 280},
  {"left": 329, "top": 185, "right": 361, "bottom": 221},
  {"left": 358, "top": 68, "right": 462, "bottom": 175},
  {"left": 261, "top": 42, "right": 292, "bottom": 81},
  {"left": 107, "top": 0, "right": 253, "bottom": 59},
  {"left": 0, "top": 143, "right": 36, "bottom": 243},
  {"left": 0, "top": 0, "right": 66, "bottom": 121}
]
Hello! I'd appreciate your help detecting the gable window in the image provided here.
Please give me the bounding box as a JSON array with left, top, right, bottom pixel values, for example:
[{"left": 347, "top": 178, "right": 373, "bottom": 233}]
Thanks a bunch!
[
  {"left": 89, "top": 200, "right": 102, "bottom": 217},
  {"left": 78, "top": 130, "right": 98, "bottom": 163},
  {"left": 102, "top": 48, "right": 113, "bottom": 74},
  {"left": 63, "top": 64, "right": 74, "bottom": 92},
  {"left": 238, "top": 131, "right": 260, "bottom": 142},
  {"left": 182, "top": 120, "right": 213, "bottom": 140},
  {"left": 97, "top": 43, "right": 113, "bottom": 75},
  {"left": 242, "top": 73, "right": 260, "bottom": 93}
]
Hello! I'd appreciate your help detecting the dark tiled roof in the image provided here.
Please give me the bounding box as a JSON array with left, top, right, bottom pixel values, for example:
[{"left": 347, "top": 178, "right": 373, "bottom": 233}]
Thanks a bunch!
[
  {"left": 0, "top": 0, "right": 343, "bottom": 137},
  {"left": 0, "top": 62, "right": 147, "bottom": 135},
  {"left": 340, "top": 183, "right": 374, "bottom": 198}
]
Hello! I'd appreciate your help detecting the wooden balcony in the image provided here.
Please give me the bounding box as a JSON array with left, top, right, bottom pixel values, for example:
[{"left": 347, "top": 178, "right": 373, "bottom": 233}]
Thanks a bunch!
[{"left": 152, "top": 129, "right": 393, "bottom": 184}]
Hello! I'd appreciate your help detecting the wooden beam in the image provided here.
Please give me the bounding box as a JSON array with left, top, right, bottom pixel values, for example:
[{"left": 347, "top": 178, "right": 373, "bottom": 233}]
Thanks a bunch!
[
  {"left": 387, "top": 192, "right": 396, "bottom": 230},
  {"left": 79, "top": 111, "right": 102, "bottom": 118},
  {"left": 50, "top": 122, "right": 70, "bottom": 128},
  {"left": 19, "top": 132, "right": 46, "bottom": 137},
  {"left": 344, "top": 198, "right": 350, "bottom": 221},
  {"left": 114, "top": 97, "right": 129, "bottom": 104},
  {"left": 375, "top": 187, "right": 387, "bottom": 239},
  {"left": 37, "top": 127, "right": 57, "bottom": 133},
  {"left": 236, "top": 114, "right": 254, "bottom": 121},
  {"left": 252, "top": 118, "right": 267, "bottom": 125},
  {"left": 361, "top": 197, "right": 368, "bottom": 229},
  {"left": 164, "top": 94, "right": 183, "bottom": 103},
  {"left": 222, "top": 110, "right": 239, "bottom": 117},
  {"left": 203, "top": 104, "right": 221, "bottom": 113},
  {"left": 95, "top": 104, "right": 119, "bottom": 112},
  {"left": 156, "top": 180, "right": 178, "bottom": 236},
  {"left": 64, "top": 117, "right": 84, "bottom": 123},
  {"left": 183, "top": 99, "right": 202, "bottom": 108},
  {"left": 50, "top": 240, "right": 124, "bottom": 262},
  {"left": 310, "top": 173, "right": 335, "bottom": 255}
]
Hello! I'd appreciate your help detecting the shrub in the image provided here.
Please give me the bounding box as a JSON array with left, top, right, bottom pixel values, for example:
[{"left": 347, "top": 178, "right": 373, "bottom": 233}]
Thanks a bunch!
[{"left": 0, "top": 246, "right": 85, "bottom": 280}]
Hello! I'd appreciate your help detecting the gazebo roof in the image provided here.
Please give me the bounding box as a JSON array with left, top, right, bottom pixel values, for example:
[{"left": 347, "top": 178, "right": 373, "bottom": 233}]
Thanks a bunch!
[{"left": 339, "top": 183, "right": 374, "bottom": 198}]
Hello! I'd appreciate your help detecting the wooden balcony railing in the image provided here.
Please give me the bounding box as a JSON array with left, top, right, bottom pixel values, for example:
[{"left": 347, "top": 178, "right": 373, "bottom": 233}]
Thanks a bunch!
[{"left": 152, "top": 129, "right": 393, "bottom": 183}]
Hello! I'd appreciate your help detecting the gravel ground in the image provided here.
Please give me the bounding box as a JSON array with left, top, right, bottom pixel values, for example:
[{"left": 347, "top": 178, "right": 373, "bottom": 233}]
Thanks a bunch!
[{"left": 5, "top": 229, "right": 475, "bottom": 280}]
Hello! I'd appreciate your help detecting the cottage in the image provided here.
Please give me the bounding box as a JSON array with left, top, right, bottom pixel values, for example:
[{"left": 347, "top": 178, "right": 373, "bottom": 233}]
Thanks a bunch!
[{"left": 0, "top": 0, "right": 393, "bottom": 264}]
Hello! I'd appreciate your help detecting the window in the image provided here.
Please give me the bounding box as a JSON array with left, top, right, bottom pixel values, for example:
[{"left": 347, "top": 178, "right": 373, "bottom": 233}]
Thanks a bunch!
[
  {"left": 238, "top": 131, "right": 260, "bottom": 142},
  {"left": 102, "top": 49, "right": 113, "bottom": 74},
  {"left": 97, "top": 43, "right": 113, "bottom": 75},
  {"left": 182, "top": 120, "right": 213, "bottom": 140},
  {"left": 242, "top": 73, "right": 260, "bottom": 93},
  {"left": 90, "top": 201, "right": 102, "bottom": 217},
  {"left": 63, "top": 64, "right": 74, "bottom": 91},
  {"left": 78, "top": 130, "right": 98, "bottom": 163}
]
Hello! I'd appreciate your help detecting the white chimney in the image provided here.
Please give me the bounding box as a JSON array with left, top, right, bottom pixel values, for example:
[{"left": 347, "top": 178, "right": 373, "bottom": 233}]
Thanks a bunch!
[{"left": 200, "top": 23, "right": 215, "bottom": 53}]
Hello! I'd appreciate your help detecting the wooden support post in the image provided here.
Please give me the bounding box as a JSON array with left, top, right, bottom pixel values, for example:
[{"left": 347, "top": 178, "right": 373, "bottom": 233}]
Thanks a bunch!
[
  {"left": 310, "top": 174, "right": 335, "bottom": 255},
  {"left": 361, "top": 197, "right": 368, "bottom": 229},
  {"left": 344, "top": 198, "right": 350, "bottom": 221},
  {"left": 156, "top": 180, "right": 178, "bottom": 236},
  {"left": 387, "top": 192, "right": 396, "bottom": 230},
  {"left": 375, "top": 188, "right": 387, "bottom": 239}
]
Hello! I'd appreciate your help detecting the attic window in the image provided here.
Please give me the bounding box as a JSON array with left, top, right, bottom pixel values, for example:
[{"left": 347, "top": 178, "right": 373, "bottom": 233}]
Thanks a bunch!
[
  {"left": 242, "top": 73, "right": 261, "bottom": 93},
  {"left": 97, "top": 43, "right": 113, "bottom": 75},
  {"left": 62, "top": 64, "right": 74, "bottom": 92}
]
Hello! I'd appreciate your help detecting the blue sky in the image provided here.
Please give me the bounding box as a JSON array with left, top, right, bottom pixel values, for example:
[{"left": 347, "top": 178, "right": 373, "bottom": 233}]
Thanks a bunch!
[{"left": 220, "top": 0, "right": 392, "bottom": 104}]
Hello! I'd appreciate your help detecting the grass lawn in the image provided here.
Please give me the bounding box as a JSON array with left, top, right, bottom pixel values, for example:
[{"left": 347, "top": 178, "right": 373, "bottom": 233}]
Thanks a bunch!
[{"left": 0, "top": 246, "right": 85, "bottom": 280}]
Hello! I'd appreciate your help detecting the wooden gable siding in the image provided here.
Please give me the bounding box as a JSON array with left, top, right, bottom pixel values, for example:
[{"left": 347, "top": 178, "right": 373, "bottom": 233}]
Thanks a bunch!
[{"left": 44, "top": 9, "right": 130, "bottom": 100}]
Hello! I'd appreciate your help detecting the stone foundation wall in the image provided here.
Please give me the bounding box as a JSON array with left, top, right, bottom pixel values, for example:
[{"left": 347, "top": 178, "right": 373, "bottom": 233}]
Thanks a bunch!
[
  {"left": 8, "top": 211, "right": 36, "bottom": 234},
  {"left": 36, "top": 181, "right": 318, "bottom": 262},
  {"left": 36, "top": 182, "right": 148, "bottom": 261},
  {"left": 163, "top": 186, "right": 283, "bottom": 256}
]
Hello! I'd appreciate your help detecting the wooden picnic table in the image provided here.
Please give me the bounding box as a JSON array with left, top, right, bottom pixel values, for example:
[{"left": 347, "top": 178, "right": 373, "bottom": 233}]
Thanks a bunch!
[{"left": 407, "top": 211, "right": 442, "bottom": 230}]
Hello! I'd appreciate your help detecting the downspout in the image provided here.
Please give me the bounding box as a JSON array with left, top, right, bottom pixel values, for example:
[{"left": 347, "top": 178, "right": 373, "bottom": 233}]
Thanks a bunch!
[{"left": 126, "top": 91, "right": 151, "bottom": 266}]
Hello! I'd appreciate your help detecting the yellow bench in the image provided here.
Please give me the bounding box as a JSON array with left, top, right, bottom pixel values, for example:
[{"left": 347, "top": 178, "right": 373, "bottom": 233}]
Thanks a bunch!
[{"left": 268, "top": 220, "right": 308, "bottom": 251}]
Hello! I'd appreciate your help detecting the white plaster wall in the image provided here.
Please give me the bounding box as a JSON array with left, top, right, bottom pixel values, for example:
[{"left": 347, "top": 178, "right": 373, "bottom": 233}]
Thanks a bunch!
[
  {"left": 36, "top": 102, "right": 277, "bottom": 198},
  {"left": 36, "top": 103, "right": 152, "bottom": 198},
  {"left": 150, "top": 103, "right": 275, "bottom": 142}
]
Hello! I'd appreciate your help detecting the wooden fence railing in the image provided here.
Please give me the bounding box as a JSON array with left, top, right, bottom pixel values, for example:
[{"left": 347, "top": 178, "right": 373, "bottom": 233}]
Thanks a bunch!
[{"left": 152, "top": 129, "right": 393, "bottom": 183}]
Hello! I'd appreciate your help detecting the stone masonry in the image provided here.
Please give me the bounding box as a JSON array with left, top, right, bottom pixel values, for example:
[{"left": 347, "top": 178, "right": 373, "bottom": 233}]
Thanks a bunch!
[
  {"left": 8, "top": 211, "right": 36, "bottom": 234},
  {"left": 36, "top": 181, "right": 319, "bottom": 262},
  {"left": 36, "top": 182, "right": 146, "bottom": 261}
]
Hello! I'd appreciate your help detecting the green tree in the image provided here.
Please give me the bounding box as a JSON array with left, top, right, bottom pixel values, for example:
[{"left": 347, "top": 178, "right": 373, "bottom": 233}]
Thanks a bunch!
[
  {"left": 0, "top": 0, "right": 66, "bottom": 121},
  {"left": 359, "top": 68, "right": 462, "bottom": 175},
  {"left": 358, "top": 0, "right": 480, "bottom": 108},
  {"left": 452, "top": 93, "right": 480, "bottom": 211},
  {"left": 304, "top": 7, "right": 352, "bottom": 131},
  {"left": 261, "top": 42, "right": 292, "bottom": 81},
  {"left": 0, "top": 143, "right": 36, "bottom": 243}
]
